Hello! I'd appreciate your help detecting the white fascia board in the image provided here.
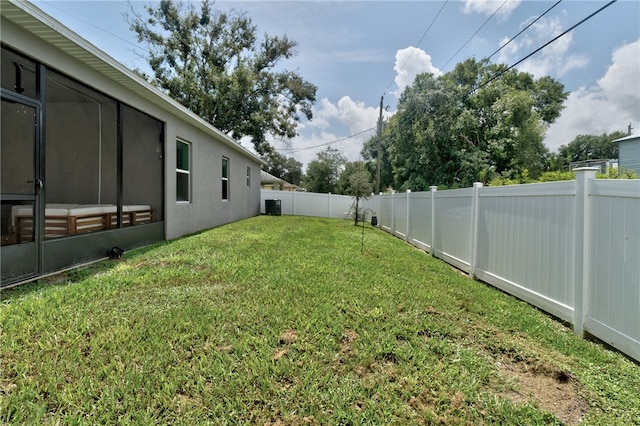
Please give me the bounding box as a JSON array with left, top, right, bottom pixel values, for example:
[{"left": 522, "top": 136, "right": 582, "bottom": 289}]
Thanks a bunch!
[{"left": 612, "top": 134, "right": 639, "bottom": 144}]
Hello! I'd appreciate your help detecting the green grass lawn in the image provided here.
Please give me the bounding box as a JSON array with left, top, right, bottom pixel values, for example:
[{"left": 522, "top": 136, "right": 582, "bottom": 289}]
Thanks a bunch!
[{"left": 1, "top": 216, "right": 638, "bottom": 425}]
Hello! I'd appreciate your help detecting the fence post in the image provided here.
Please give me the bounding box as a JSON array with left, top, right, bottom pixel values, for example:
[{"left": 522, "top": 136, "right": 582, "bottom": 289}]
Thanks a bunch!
[
  {"left": 391, "top": 190, "right": 396, "bottom": 235},
  {"left": 573, "top": 167, "right": 597, "bottom": 337},
  {"left": 470, "top": 182, "right": 483, "bottom": 279},
  {"left": 405, "top": 189, "right": 411, "bottom": 242},
  {"left": 378, "top": 192, "right": 382, "bottom": 228},
  {"left": 292, "top": 189, "right": 297, "bottom": 215},
  {"left": 430, "top": 186, "right": 438, "bottom": 256},
  {"left": 328, "top": 192, "right": 331, "bottom": 218}
]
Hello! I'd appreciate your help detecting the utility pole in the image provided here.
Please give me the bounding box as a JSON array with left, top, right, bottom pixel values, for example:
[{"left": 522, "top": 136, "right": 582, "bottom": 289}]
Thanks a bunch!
[{"left": 375, "top": 95, "right": 383, "bottom": 193}]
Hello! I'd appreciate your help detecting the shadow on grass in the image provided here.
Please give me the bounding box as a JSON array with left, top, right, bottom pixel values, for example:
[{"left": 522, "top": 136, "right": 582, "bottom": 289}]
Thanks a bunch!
[
  {"left": 0, "top": 238, "right": 179, "bottom": 302},
  {"left": 0, "top": 220, "right": 242, "bottom": 302},
  {"left": 0, "top": 260, "right": 119, "bottom": 302}
]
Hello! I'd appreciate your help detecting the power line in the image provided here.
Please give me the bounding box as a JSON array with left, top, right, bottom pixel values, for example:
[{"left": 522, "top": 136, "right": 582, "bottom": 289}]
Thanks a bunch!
[
  {"left": 470, "top": 0, "right": 618, "bottom": 96},
  {"left": 440, "top": 0, "right": 509, "bottom": 71},
  {"left": 383, "top": 0, "right": 449, "bottom": 96},
  {"left": 278, "top": 127, "right": 376, "bottom": 154},
  {"left": 487, "top": 0, "right": 563, "bottom": 61},
  {"left": 40, "top": 0, "right": 148, "bottom": 54}
]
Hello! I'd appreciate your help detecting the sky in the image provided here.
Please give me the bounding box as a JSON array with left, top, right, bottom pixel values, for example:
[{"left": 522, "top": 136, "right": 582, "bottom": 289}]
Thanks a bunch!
[{"left": 33, "top": 0, "right": 640, "bottom": 168}]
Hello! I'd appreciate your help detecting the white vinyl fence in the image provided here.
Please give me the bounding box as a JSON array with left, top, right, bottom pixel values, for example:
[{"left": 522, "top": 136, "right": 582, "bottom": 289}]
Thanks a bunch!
[
  {"left": 260, "top": 169, "right": 640, "bottom": 362},
  {"left": 261, "top": 190, "right": 362, "bottom": 220}
]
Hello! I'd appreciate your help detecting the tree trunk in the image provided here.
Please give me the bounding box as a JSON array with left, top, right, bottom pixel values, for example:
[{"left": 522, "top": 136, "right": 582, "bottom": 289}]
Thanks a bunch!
[{"left": 354, "top": 197, "right": 359, "bottom": 226}]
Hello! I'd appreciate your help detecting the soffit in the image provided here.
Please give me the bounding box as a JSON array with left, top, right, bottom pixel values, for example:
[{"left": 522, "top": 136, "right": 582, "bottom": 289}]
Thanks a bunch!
[{"left": 1, "top": 0, "right": 265, "bottom": 165}]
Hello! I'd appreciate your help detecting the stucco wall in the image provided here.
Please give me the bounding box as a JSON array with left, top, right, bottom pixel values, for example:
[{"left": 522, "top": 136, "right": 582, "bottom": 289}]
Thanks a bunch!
[
  {"left": 164, "top": 120, "right": 262, "bottom": 239},
  {"left": 1, "top": 13, "right": 262, "bottom": 243}
]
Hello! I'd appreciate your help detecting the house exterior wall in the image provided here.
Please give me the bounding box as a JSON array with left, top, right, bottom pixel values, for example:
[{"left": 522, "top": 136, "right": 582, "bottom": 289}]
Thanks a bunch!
[
  {"left": 618, "top": 138, "right": 640, "bottom": 175},
  {"left": 1, "top": 4, "right": 262, "bottom": 279},
  {"left": 165, "top": 120, "right": 261, "bottom": 239}
]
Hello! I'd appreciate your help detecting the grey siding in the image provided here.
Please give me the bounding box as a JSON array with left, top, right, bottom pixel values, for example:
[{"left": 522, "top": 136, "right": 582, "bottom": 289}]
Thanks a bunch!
[{"left": 618, "top": 139, "right": 640, "bottom": 175}]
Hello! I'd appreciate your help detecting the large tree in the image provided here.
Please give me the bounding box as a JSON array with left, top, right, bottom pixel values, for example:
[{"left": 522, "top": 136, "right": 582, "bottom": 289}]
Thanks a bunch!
[
  {"left": 361, "top": 128, "right": 395, "bottom": 193},
  {"left": 386, "top": 72, "right": 458, "bottom": 190},
  {"left": 377, "top": 59, "right": 567, "bottom": 189},
  {"left": 128, "top": 0, "right": 317, "bottom": 154},
  {"left": 303, "top": 147, "right": 346, "bottom": 193}
]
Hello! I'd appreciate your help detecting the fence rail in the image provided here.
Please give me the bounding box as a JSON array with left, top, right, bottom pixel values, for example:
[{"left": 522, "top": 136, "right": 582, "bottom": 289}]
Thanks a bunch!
[{"left": 261, "top": 169, "right": 640, "bottom": 362}]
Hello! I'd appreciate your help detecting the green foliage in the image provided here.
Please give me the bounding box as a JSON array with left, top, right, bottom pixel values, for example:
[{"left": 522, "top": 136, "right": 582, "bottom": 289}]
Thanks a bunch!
[
  {"left": 374, "top": 58, "right": 567, "bottom": 189},
  {"left": 487, "top": 167, "right": 636, "bottom": 186},
  {"left": 303, "top": 147, "right": 347, "bottom": 193},
  {"left": 361, "top": 133, "right": 394, "bottom": 192},
  {"left": 261, "top": 150, "right": 303, "bottom": 185},
  {"left": 338, "top": 161, "right": 373, "bottom": 225},
  {"left": 2, "top": 216, "right": 639, "bottom": 424},
  {"left": 128, "top": 0, "right": 317, "bottom": 154},
  {"left": 338, "top": 161, "right": 373, "bottom": 197},
  {"left": 388, "top": 73, "right": 457, "bottom": 191},
  {"left": 552, "top": 131, "right": 626, "bottom": 171},
  {"left": 596, "top": 167, "right": 638, "bottom": 179},
  {"left": 537, "top": 170, "right": 576, "bottom": 182}
]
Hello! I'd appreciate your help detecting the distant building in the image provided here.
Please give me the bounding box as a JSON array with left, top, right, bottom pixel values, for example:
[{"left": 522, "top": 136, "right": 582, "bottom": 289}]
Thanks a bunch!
[
  {"left": 612, "top": 134, "right": 640, "bottom": 176},
  {"left": 569, "top": 159, "right": 618, "bottom": 174},
  {"left": 260, "top": 170, "right": 304, "bottom": 191}
]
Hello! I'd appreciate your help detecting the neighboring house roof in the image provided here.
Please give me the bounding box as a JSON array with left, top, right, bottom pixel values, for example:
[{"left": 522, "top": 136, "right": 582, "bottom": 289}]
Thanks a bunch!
[
  {"left": 260, "top": 170, "right": 305, "bottom": 191},
  {"left": 260, "top": 170, "right": 286, "bottom": 185},
  {"left": 1, "top": 0, "right": 265, "bottom": 166},
  {"left": 612, "top": 134, "right": 639, "bottom": 144},
  {"left": 283, "top": 182, "right": 304, "bottom": 191}
]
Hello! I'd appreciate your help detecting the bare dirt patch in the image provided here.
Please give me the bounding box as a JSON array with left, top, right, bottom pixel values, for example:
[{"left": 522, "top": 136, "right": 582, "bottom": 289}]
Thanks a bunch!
[
  {"left": 340, "top": 329, "right": 358, "bottom": 355},
  {"left": 279, "top": 329, "right": 298, "bottom": 345},
  {"left": 273, "top": 349, "right": 289, "bottom": 360},
  {"left": 273, "top": 329, "right": 298, "bottom": 361},
  {"left": 497, "top": 358, "right": 587, "bottom": 425}
]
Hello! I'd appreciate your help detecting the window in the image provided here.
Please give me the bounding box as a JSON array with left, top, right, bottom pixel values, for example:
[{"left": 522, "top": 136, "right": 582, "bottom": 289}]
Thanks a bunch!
[
  {"left": 222, "top": 157, "right": 229, "bottom": 200},
  {"left": 176, "top": 140, "right": 190, "bottom": 202},
  {"left": 246, "top": 167, "right": 251, "bottom": 187}
]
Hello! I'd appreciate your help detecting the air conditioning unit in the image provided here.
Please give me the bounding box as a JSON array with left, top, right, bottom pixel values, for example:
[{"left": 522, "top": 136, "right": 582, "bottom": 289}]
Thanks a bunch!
[{"left": 265, "top": 199, "right": 281, "bottom": 216}]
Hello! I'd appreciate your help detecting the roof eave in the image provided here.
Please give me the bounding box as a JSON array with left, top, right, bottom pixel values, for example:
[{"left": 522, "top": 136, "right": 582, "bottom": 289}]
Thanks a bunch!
[
  {"left": 2, "top": 0, "right": 266, "bottom": 166},
  {"left": 612, "top": 134, "right": 639, "bottom": 144}
]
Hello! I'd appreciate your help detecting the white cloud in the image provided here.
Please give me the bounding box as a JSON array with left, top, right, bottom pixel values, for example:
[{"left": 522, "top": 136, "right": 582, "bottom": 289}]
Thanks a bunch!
[
  {"left": 276, "top": 44, "right": 438, "bottom": 167},
  {"left": 309, "top": 98, "right": 340, "bottom": 130},
  {"left": 335, "top": 96, "right": 379, "bottom": 135},
  {"left": 463, "top": 0, "right": 521, "bottom": 18},
  {"left": 273, "top": 96, "right": 380, "bottom": 168},
  {"left": 544, "top": 39, "right": 640, "bottom": 151},
  {"left": 497, "top": 15, "right": 589, "bottom": 78},
  {"left": 597, "top": 39, "right": 640, "bottom": 113},
  {"left": 392, "top": 46, "right": 442, "bottom": 97}
]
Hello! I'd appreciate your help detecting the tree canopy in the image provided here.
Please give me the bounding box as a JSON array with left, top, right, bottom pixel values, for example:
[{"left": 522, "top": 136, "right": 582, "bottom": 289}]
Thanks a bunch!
[
  {"left": 261, "top": 151, "right": 303, "bottom": 186},
  {"left": 361, "top": 133, "right": 394, "bottom": 193},
  {"left": 339, "top": 161, "right": 374, "bottom": 225},
  {"left": 339, "top": 161, "right": 373, "bottom": 198},
  {"left": 550, "top": 131, "right": 625, "bottom": 171},
  {"left": 128, "top": 0, "right": 317, "bottom": 154},
  {"left": 303, "top": 147, "right": 347, "bottom": 194},
  {"left": 376, "top": 59, "right": 568, "bottom": 190}
]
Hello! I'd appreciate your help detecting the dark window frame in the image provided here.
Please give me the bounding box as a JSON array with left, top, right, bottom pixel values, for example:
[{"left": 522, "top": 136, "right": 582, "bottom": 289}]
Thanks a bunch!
[
  {"left": 222, "top": 156, "right": 229, "bottom": 201},
  {"left": 176, "top": 139, "right": 191, "bottom": 203}
]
